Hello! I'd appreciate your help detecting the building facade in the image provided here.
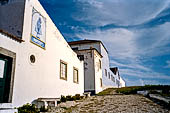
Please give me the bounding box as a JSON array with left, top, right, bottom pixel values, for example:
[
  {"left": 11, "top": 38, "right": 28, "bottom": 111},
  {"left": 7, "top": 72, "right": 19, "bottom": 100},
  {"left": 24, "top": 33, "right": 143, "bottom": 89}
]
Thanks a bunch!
[
  {"left": 69, "top": 40, "right": 126, "bottom": 90},
  {"left": 0, "top": 0, "right": 126, "bottom": 112},
  {"left": 0, "top": 0, "right": 84, "bottom": 112},
  {"left": 74, "top": 48, "right": 103, "bottom": 94}
]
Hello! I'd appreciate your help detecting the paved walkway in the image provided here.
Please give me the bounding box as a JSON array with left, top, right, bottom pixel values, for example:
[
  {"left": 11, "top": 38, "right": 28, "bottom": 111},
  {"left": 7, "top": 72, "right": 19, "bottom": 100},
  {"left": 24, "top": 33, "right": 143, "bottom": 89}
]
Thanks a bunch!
[{"left": 49, "top": 94, "right": 170, "bottom": 113}]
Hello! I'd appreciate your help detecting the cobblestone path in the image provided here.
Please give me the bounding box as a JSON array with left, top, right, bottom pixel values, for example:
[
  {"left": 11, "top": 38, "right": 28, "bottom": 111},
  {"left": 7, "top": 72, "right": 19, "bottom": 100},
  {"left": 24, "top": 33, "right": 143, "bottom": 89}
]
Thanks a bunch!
[{"left": 49, "top": 94, "right": 170, "bottom": 113}]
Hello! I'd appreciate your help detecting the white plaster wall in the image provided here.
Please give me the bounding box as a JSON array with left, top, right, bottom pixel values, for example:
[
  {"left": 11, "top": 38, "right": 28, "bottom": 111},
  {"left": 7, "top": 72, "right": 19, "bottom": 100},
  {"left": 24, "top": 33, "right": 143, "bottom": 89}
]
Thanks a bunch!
[
  {"left": 93, "top": 50, "right": 103, "bottom": 94},
  {"left": 120, "top": 77, "right": 125, "bottom": 87},
  {"left": 70, "top": 42, "right": 120, "bottom": 88},
  {"left": 100, "top": 43, "right": 119, "bottom": 88},
  {"left": 76, "top": 50, "right": 95, "bottom": 92},
  {"left": 0, "top": 0, "right": 84, "bottom": 108}
]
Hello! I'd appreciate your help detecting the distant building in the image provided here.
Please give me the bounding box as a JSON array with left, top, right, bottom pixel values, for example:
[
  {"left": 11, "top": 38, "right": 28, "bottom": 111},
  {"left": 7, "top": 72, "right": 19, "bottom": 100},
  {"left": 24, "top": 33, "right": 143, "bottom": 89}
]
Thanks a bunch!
[
  {"left": 120, "top": 77, "right": 126, "bottom": 87},
  {"left": 74, "top": 48, "right": 103, "bottom": 94},
  {"left": 110, "top": 67, "right": 125, "bottom": 87},
  {"left": 69, "top": 40, "right": 126, "bottom": 91},
  {"left": 0, "top": 0, "right": 84, "bottom": 112}
]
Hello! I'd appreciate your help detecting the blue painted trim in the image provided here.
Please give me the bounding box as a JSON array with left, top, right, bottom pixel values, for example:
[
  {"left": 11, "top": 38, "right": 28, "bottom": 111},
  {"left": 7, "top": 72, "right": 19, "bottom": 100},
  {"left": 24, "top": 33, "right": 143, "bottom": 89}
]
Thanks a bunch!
[{"left": 31, "top": 35, "right": 45, "bottom": 49}]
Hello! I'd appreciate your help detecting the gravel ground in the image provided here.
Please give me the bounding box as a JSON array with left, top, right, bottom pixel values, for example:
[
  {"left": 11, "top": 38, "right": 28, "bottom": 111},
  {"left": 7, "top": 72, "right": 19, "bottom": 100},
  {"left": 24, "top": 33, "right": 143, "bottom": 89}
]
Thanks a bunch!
[{"left": 48, "top": 94, "right": 170, "bottom": 113}]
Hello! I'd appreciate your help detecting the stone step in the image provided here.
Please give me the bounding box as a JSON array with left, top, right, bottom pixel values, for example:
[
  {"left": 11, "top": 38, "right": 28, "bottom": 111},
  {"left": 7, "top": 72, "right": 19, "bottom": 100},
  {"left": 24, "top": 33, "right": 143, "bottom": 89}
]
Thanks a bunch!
[{"left": 0, "top": 108, "right": 17, "bottom": 113}]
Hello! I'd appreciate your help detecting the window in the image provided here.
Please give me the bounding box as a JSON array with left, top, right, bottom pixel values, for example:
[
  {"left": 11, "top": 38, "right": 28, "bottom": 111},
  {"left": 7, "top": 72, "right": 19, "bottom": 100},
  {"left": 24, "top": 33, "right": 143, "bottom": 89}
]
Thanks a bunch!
[
  {"left": 30, "top": 55, "right": 36, "bottom": 63},
  {"left": 73, "top": 67, "right": 79, "bottom": 83},
  {"left": 77, "top": 55, "right": 84, "bottom": 61},
  {"left": 100, "top": 78, "right": 102, "bottom": 87},
  {"left": 99, "top": 59, "right": 101, "bottom": 69},
  {"left": 108, "top": 72, "right": 110, "bottom": 79},
  {"left": 116, "top": 79, "right": 120, "bottom": 87},
  {"left": 111, "top": 75, "right": 115, "bottom": 83},
  {"left": 105, "top": 69, "right": 107, "bottom": 77},
  {"left": 60, "top": 60, "right": 67, "bottom": 80},
  {"left": 72, "top": 47, "right": 78, "bottom": 51},
  {"left": 118, "top": 72, "right": 120, "bottom": 80}
]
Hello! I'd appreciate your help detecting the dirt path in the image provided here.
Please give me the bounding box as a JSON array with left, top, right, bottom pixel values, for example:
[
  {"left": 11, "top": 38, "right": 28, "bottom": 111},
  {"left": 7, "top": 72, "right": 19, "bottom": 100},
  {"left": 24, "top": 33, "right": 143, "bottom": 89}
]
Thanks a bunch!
[{"left": 49, "top": 94, "right": 170, "bottom": 113}]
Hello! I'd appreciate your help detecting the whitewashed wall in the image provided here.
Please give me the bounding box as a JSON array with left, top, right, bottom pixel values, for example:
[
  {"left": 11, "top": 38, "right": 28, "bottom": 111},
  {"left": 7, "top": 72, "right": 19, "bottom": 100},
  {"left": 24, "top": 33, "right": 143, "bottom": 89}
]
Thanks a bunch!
[
  {"left": 75, "top": 49, "right": 102, "bottom": 94},
  {"left": 120, "top": 77, "right": 126, "bottom": 87},
  {"left": 70, "top": 42, "right": 120, "bottom": 88},
  {"left": 0, "top": 0, "right": 84, "bottom": 108},
  {"left": 75, "top": 50, "right": 95, "bottom": 92},
  {"left": 93, "top": 50, "right": 103, "bottom": 93},
  {"left": 100, "top": 43, "right": 120, "bottom": 88}
]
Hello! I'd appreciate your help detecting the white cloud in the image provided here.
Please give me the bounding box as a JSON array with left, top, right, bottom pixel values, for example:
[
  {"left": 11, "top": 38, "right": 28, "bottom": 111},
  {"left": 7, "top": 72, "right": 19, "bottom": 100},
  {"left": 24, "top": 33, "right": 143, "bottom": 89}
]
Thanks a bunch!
[
  {"left": 120, "top": 68, "right": 170, "bottom": 80},
  {"left": 165, "top": 60, "right": 170, "bottom": 68},
  {"left": 123, "top": 78, "right": 161, "bottom": 86},
  {"left": 77, "top": 28, "right": 138, "bottom": 60},
  {"left": 73, "top": 0, "right": 170, "bottom": 26},
  {"left": 110, "top": 60, "right": 151, "bottom": 72},
  {"left": 76, "top": 21, "right": 170, "bottom": 62},
  {"left": 134, "top": 22, "right": 170, "bottom": 58}
]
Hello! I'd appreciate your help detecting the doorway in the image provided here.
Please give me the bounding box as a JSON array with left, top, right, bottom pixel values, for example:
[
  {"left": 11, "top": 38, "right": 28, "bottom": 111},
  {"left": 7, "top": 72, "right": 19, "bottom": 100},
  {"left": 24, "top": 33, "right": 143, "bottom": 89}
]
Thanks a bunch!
[
  {"left": 0, "top": 54, "right": 13, "bottom": 103},
  {"left": 0, "top": 47, "right": 16, "bottom": 103}
]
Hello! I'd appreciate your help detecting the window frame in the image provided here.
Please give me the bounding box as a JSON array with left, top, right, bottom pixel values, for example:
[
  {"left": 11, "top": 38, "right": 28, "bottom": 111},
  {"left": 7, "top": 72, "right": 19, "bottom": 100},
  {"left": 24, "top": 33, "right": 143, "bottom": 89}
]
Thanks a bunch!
[
  {"left": 105, "top": 69, "right": 107, "bottom": 77},
  {"left": 60, "top": 60, "right": 67, "bottom": 81},
  {"left": 0, "top": 47, "right": 16, "bottom": 103},
  {"left": 99, "top": 59, "right": 101, "bottom": 69},
  {"left": 73, "top": 67, "right": 79, "bottom": 84},
  {"left": 108, "top": 72, "right": 110, "bottom": 79},
  {"left": 100, "top": 78, "right": 103, "bottom": 87}
]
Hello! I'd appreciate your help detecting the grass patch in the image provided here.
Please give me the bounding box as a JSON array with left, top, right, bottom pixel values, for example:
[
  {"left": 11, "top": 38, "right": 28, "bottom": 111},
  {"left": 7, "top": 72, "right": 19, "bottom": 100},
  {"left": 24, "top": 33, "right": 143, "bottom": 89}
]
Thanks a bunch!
[
  {"left": 116, "top": 85, "right": 170, "bottom": 95},
  {"left": 97, "top": 85, "right": 170, "bottom": 96},
  {"left": 97, "top": 88, "right": 117, "bottom": 96},
  {"left": 116, "top": 86, "right": 140, "bottom": 94}
]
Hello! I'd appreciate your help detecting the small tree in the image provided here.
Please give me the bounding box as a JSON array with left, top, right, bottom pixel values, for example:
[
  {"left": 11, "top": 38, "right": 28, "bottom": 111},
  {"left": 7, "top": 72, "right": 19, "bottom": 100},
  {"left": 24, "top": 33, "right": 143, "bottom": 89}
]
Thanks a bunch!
[{"left": 17, "top": 103, "right": 39, "bottom": 113}]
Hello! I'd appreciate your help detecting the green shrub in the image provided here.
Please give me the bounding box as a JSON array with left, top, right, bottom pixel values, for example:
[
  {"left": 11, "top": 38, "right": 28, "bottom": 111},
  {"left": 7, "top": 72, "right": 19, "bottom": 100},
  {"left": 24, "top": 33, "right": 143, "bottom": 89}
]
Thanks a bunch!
[
  {"left": 60, "top": 95, "right": 67, "bottom": 102},
  {"left": 66, "top": 95, "right": 74, "bottom": 101},
  {"left": 75, "top": 94, "right": 81, "bottom": 100},
  {"left": 60, "top": 94, "right": 83, "bottom": 103},
  {"left": 80, "top": 96, "right": 84, "bottom": 99},
  {"left": 39, "top": 106, "right": 48, "bottom": 112},
  {"left": 57, "top": 100, "right": 61, "bottom": 104},
  {"left": 72, "top": 96, "right": 77, "bottom": 101},
  {"left": 17, "top": 103, "right": 39, "bottom": 113}
]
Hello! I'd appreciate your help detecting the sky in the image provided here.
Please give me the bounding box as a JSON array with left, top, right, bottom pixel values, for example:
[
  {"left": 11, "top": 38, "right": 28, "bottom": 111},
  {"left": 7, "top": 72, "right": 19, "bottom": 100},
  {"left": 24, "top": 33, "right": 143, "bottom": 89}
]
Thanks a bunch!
[{"left": 39, "top": 0, "right": 170, "bottom": 86}]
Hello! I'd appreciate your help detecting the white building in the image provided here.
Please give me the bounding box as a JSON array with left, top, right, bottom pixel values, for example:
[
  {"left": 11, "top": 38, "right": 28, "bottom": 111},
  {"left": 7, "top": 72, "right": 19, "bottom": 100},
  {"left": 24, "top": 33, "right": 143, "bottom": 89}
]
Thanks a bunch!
[
  {"left": 69, "top": 40, "right": 126, "bottom": 90},
  {"left": 73, "top": 48, "right": 103, "bottom": 94},
  {"left": 0, "top": 0, "right": 84, "bottom": 112},
  {"left": 120, "top": 77, "right": 126, "bottom": 87}
]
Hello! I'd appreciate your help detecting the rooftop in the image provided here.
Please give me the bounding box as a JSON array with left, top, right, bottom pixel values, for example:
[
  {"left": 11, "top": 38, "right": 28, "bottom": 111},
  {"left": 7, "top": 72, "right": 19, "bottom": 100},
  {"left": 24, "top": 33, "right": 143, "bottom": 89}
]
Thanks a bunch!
[
  {"left": 68, "top": 39, "right": 108, "bottom": 53},
  {"left": 110, "top": 67, "right": 118, "bottom": 75},
  {"left": 0, "top": 29, "right": 24, "bottom": 42}
]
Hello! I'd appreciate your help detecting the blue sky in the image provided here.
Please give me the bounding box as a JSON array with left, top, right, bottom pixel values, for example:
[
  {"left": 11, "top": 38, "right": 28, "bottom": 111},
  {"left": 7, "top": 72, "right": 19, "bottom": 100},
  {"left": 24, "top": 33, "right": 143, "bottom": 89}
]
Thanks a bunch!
[{"left": 39, "top": 0, "right": 170, "bottom": 86}]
